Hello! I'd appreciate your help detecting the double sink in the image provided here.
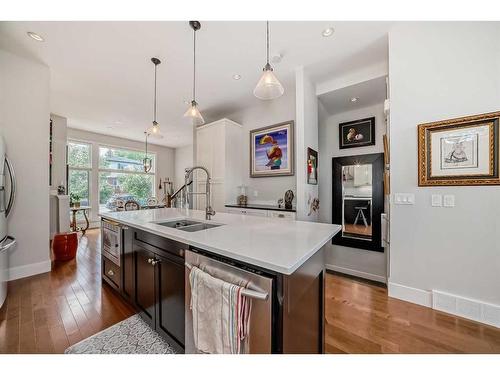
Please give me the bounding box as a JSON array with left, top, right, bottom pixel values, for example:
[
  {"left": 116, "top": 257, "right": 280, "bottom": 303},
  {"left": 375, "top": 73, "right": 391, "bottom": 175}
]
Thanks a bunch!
[{"left": 155, "top": 219, "right": 223, "bottom": 233}]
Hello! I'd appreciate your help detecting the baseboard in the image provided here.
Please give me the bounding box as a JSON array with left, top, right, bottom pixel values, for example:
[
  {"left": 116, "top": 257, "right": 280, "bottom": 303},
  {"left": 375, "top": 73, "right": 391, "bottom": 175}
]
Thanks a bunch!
[
  {"left": 388, "top": 281, "right": 500, "bottom": 328},
  {"left": 8, "top": 260, "right": 52, "bottom": 281},
  {"left": 388, "top": 281, "right": 432, "bottom": 307},
  {"left": 432, "top": 290, "right": 500, "bottom": 328},
  {"left": 326, "top": 264, "right": 387, "bottom": 284}
]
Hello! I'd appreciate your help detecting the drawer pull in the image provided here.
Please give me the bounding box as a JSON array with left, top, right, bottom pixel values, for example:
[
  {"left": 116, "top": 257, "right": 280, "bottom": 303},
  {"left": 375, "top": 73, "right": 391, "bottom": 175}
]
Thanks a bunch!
[
  {"left": 278, "top": 214, "right": 285, "bottom": 218},
  {"left": 107, "top": 269, "right": 115, "bottom": 276}
]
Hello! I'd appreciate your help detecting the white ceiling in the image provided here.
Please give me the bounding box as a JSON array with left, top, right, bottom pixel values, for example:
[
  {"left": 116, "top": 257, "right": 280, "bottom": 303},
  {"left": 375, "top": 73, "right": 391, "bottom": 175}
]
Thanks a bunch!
[
  {"left": 0, "top": 21, "right": 392, "bottom": 148},
  {"left": 318, "top": 75, "right": 387, "bottom": 116}
]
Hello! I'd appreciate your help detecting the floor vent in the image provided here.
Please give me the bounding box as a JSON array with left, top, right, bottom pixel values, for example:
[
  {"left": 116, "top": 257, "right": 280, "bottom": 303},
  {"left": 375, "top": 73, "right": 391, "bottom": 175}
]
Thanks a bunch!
[{"left": 432, "top": 290, "right": 500, "bottom": 328}]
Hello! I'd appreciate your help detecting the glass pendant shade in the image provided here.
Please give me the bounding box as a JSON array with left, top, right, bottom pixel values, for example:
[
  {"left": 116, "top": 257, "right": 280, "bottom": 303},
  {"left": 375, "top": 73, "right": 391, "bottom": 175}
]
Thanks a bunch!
[
  {"left": 253, "top": 64, "right": 284, "bottom": 100},
  {"left": 149, "top": 121, "right": 160, "bottom": 135},
  {"left": 183, "top": 100, "right": 205, "bottom": 125},
  {"left": 143, "top": 157, "right": 152, "bottom": 173}
]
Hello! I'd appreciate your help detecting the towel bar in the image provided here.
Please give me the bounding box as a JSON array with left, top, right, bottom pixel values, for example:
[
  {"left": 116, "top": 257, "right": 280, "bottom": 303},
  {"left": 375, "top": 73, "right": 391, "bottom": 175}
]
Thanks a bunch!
[{"left": 185, "top": 262, "right": 269, "bottom": 301}]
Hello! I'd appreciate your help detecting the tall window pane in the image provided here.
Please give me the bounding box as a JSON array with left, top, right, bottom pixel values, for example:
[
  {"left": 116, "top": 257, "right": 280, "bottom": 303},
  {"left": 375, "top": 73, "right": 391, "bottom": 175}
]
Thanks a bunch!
[
  {"left": 99, "top": 146, "right": 155, "bottom": 173},
  {"left": 68, "top": 170, "right": 90, "bottom": 206},
  {"left": 68, "top": 142, "right": 91, "bottom": 168}
]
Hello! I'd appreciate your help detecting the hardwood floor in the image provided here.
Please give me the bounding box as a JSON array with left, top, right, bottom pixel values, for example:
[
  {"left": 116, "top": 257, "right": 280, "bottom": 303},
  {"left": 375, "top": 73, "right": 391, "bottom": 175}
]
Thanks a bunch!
[
  {"left": 0, "top": 229, "right": 135, "bottom": 354},
  {"left": 1, "top": 229, "right": 500, "bottom": 354},
  {"left": 325, "top": 272, "right": 500, "bottom": 353}
]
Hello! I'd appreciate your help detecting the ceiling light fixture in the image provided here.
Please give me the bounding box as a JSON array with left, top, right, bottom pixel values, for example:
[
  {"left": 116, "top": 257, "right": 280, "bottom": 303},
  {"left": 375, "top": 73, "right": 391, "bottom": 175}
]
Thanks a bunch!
[
  {"left": 149, "top": 57, "right": 161, "bottom": 134},
  {"left": 27, "top": 31, "right": 44, "bottom": 42},
  {"left": 350, "top": 97, "right": 359, "bottom": 103},
  {"left": 322, "top": 27, "right": 335, "bottom": 37},
  {"left": 253, "top": 21, "right": 284, "bottom": 101},
  {"left": 183, "top": 21, "right": 205, "bottom": 126},
  {"left": 232, "top": 74, "right": 241, "bottom": 80}
]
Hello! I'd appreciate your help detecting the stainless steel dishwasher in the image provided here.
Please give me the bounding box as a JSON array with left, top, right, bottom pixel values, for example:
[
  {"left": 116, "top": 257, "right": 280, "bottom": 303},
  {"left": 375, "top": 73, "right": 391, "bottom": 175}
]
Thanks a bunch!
[{"left": 184, "top": 249, "right": 273, "bottom": 354}]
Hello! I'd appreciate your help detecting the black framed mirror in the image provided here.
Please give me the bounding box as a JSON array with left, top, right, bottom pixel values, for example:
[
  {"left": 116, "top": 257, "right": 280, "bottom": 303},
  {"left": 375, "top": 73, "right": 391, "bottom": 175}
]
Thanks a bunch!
[{"left": 332, "top": 153, "right": 384, "bottom": 252}]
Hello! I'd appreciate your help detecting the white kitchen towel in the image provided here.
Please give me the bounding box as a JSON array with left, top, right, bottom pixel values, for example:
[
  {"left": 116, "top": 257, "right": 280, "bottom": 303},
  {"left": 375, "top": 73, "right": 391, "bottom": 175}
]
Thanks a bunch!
[{"left": 189, "top": 266, "right": 252, "bottom": 354}]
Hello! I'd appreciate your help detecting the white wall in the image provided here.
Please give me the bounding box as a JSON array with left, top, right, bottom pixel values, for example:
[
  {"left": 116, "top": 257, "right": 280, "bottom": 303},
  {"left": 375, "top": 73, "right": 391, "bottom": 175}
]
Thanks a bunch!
[
  {"left": 174, "top": 144, "right": 193, "bottom": 190},
  {"left": 50, "top": 114, "right": 67, "bottom": 191},
  {"left": 318, "top": 101, "right": 387, "bottom": 281},
  {"left": 67, "top": 128, "right": 175, "bottom": 222},
  {"left": 389, "top": 23, "right": 500, "bottom": 307},
  {"left": 224, "top": 87, "right": 296, "bottom": 205},
  {"left": 0, "top": 49, "right": 51, "bottom": 280},
  {"left": 295, "top": 67, "right": 319, "bottom": 221}
]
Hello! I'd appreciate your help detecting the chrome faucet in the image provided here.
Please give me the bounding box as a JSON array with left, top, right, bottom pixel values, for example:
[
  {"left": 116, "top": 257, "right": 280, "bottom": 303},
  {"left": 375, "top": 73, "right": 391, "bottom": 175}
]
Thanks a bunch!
[{"left": 184, "top": 166, "right": 216, "bottom": 220}]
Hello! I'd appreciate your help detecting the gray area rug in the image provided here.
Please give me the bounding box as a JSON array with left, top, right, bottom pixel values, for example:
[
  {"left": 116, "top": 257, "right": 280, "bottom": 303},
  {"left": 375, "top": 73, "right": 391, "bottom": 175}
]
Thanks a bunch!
[{"left": 65, "top": 314, "right": 177, "bottom": 354}]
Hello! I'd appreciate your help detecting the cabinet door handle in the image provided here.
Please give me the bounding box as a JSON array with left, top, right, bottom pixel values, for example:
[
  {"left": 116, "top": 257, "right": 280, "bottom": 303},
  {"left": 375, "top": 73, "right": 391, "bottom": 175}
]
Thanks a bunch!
[{"left": 107, "top": 269, "right": 115, "bottom": 276}]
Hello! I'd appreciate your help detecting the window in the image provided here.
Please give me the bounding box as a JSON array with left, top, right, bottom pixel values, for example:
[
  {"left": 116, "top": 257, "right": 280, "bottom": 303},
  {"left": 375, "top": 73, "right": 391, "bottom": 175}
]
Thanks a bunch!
[
  {"left": 98, "top": 146, "right": 155, "bottom": 213},
  {"left": 68, "top": 141, "right": 91, "bottom": 208}
]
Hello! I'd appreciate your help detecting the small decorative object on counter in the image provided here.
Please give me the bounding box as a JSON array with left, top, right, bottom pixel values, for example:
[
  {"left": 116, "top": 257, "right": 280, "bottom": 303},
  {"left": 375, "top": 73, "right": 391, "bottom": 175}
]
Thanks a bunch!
[
  {"left": 69, "top": 192, "right": 81, "bottom": 208},
  {"left": 284, "top": 190, "right": 294, "bottom": 210},
  {"left": 57, "top": 184, "right": 66, "bottom": 195},
  {"left": 277, "top": 198, "right": 284, "bottom": 208},
  {"left": 237, "top": 185, "right": 248, "bottom": 206}
]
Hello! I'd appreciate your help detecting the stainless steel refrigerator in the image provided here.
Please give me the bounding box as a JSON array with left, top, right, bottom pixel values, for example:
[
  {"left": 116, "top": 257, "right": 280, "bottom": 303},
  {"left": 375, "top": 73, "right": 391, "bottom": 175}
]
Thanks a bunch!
[{"left": 0, "top": 134, "right": 16, "bottom": 308}]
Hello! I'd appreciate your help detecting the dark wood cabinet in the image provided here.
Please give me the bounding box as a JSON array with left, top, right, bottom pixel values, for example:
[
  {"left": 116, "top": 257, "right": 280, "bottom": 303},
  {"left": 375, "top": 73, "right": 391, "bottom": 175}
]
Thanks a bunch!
[
  {"left": 130, "top": 232, "right": 186, "bottom": 353},
  {"left": 156, "top": 252, "right": 185, "bottom": 346},
  {"left": 134, "top": 245, "right": 156, "bottom": 325},
  {"left": 122, "top": 227, "right": 135, "bottom": 302}
]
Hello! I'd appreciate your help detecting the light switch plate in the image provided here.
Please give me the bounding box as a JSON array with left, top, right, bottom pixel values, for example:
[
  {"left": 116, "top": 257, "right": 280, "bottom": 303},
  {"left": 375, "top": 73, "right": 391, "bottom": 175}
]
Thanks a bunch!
[
  {"left": 394, "top": 193, "right": 415, "bottom": 205},
  {"left": 253, "top": 190, "right": 258, "bottom": 197},
  {"left": 443, "top": 194, "right": 455, "bottom": 207},
  {"left": 431, "top": 194, "right": 443, "bottom": 207}
]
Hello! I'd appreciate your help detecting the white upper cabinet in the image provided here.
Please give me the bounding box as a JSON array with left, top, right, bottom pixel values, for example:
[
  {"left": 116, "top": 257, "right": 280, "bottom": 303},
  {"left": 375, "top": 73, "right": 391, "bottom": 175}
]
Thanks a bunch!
[{"left": 195, "top": 118, "right": 243, "bottom": 212}]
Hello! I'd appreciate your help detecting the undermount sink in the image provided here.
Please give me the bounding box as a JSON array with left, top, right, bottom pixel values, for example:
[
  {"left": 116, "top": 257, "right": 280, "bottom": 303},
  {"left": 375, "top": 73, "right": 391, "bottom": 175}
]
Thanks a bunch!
[{"left": 155, "top": 219, "right": 223, "bottom": 232}]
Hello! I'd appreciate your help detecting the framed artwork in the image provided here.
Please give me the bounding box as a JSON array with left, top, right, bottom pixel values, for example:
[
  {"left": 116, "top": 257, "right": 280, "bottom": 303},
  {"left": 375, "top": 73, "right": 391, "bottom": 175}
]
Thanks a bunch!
[
  {"left": 250, "top": 121, "right": 294, "bottom": 177},
  {"left": 339, "top": 117, "right": 375, "bottom": 149},
  {"left": 418, "top": 111, "right": 500, "bottom": 186},
  {"left": 307, "top": 147, "right": 318, "bottom": 184}
]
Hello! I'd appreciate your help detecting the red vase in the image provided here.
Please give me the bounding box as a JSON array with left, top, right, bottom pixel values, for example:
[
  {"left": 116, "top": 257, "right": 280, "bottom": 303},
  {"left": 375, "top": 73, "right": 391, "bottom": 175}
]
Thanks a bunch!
[{"left": 52, "top": 232, "right": 78, "bottom": 261}]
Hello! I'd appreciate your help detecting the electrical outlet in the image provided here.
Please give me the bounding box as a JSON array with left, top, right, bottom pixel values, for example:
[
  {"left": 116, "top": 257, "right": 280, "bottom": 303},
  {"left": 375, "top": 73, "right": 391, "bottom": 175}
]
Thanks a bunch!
[
  {"left": 253, "top": 190, "right": 258, "bottom": 197},
  {"left": 443, "top": 194, "right": 455, "bottom": 207},
  {"left": 431, "top": 194, "right": 442, "bottom": 207}
]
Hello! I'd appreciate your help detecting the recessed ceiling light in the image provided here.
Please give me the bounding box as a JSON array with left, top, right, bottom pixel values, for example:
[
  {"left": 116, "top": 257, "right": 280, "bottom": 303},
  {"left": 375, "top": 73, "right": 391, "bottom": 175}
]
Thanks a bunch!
[
  {"left": 322, "top": 27, "right": 335, "bottom": 37},
  {"left": 232, "top": 74, "right": 241, "bottom": 80},
  {"left": 27, "top": 31, "right": 44, "bottom": 42},
  {"left": 350, "top": 97, "right": 359, "bottom": 103}
]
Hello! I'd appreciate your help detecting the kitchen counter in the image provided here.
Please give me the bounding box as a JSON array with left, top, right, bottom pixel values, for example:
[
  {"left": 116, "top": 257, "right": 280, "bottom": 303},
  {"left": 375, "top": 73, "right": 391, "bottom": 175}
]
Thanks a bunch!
[{"left": 101, "top": 207, "right": 340, "bottom": 275}]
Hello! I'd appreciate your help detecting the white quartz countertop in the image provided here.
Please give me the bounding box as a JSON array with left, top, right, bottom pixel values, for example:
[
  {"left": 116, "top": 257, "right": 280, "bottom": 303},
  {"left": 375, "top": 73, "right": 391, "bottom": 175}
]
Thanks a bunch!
[{"left": 100, "top": 208, "right": 341, "bottom": 275}]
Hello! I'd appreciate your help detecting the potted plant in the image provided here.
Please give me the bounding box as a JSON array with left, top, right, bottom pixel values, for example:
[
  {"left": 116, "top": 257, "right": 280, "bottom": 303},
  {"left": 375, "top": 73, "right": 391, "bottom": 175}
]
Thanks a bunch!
[{"left": 69, "top": 192, "right": 81, "bottom": 208}]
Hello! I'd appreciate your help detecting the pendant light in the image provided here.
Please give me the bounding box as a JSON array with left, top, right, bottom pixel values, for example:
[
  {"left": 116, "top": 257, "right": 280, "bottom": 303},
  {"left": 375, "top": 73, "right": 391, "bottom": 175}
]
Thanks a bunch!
[
  {"left": 184, "top": 21, "right": 205, "bottom": 125},
  {"left": 149, "top": 57, "right": 161, "bottom": 134},
  {"left": 143, "top": 131, "right": 152, "bottom": 173},
  {"left": 253, "top": 21, "right": 284, "bottom": 100}
]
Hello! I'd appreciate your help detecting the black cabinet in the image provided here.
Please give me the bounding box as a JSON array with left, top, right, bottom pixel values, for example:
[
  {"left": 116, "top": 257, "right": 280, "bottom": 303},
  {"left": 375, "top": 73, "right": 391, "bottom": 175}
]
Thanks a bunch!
[
  {"left": 134, "top": 245, "right": 156, "bottom": 325},
  {"left": 131, "top": 233, "right": 186, "bottom": 353}
]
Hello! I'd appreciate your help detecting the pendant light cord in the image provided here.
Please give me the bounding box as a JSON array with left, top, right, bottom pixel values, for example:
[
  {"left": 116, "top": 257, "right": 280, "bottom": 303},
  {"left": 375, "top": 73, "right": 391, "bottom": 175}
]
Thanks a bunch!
[
  {"left": 153, "top": 63, "right": 157, "bottom": 123},
  {"left": 193, "top": 28, "right": 196, "bottom": 102},
  {"left": 266, "top": 21, "right": 270, "bottom": 65}
]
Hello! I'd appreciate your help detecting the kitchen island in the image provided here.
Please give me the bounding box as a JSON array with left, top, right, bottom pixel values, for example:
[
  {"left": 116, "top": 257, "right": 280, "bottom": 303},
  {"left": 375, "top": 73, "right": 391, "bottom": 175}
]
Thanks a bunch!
[{"left": 100, "top": 208, "right": 341, "bottom": 354}]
